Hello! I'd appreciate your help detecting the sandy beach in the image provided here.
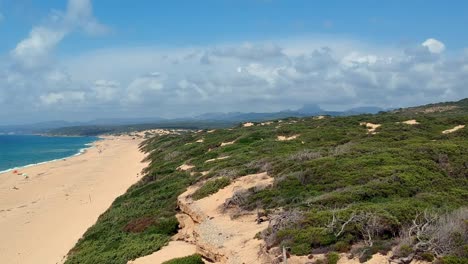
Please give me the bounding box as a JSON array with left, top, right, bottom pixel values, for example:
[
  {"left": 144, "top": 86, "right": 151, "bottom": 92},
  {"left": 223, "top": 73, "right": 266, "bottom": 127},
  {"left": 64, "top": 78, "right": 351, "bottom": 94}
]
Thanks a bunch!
[{"left": 0, "top": 135, "right": 147, "bottom": 264}]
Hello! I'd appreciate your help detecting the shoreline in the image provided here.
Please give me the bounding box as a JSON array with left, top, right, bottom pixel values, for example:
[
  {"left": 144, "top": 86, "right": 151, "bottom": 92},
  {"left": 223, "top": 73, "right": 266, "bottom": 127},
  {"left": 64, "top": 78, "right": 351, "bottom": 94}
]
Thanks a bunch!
[
  {"left": 0, "top": 135, "right": 100, "bottom": 175},
  {"left": 0, "top": 134, "right": 147, "bottom": 264}
]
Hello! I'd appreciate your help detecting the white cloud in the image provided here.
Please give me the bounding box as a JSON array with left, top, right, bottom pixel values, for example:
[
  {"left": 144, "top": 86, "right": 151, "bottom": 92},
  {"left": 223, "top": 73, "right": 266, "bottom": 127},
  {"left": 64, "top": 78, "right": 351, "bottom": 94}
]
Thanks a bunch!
[
  {"left": 1, "top": 35, "right": 468, "bottom": 122},
  {"left": 65, "top": 0, "right": 109, "bottom": 35},
  {"left": 93, "top": 80, "right": 119, "bottom": 101},
  {"left": 127, "top": 72, "right": 165, "bottom": 102},
  {"left": 11, "top": 0, "right": 108, "bottom": 69},
  {"left": 12, "top": 27, "right": 66, "bottom": 68},
  {"left": 422, "top": 38, "right": 445, "bottom": 54},
  {"left": 40, "top": 91, "right": 85, "bottom": 105}
]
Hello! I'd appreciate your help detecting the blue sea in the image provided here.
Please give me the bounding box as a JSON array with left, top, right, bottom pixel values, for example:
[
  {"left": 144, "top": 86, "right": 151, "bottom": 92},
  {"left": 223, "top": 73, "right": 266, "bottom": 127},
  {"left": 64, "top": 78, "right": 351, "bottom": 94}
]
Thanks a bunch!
[{"left": 0, "top": 135, "right": 98, "bottom": 173}]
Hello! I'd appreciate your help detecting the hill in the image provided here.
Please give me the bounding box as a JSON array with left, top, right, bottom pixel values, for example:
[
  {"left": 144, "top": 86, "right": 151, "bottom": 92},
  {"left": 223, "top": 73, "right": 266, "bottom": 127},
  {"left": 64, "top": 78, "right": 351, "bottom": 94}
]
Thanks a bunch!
[
  {"left": 14, "top": 105, "right": 383, "bottom": 136},
  {"left": 65, "top": 99, "right": 467, "bottom": 264}
]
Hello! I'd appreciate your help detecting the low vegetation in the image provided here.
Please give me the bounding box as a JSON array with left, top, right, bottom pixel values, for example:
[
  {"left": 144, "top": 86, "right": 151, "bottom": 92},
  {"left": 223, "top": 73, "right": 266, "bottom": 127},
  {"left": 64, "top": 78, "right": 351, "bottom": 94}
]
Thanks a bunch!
[
  {"left": 161, "top": 254, "right": 204, "bottom": 264},
  {"left": 191, "top": 177, "right": 231, "bottom": 200},
  {"left": 66, "top": 98, "right": 468, "bottom": 263}
]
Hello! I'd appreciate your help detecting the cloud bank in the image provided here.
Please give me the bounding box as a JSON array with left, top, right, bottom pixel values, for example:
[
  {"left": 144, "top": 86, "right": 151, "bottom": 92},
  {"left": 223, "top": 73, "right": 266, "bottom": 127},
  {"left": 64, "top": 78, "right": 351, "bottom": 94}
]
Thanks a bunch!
[{"left": 1, "top": 0, "right": 467, "bottom": 124}]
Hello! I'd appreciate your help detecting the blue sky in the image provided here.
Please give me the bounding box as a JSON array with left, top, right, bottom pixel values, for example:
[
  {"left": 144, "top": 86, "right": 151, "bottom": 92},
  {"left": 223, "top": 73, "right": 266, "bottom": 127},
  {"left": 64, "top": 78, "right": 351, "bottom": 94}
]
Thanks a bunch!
[
  {"left": 2, "top": 1, "right": 468, "bottom": 52},
  {"left": 0, "top": 0, "right": 467, "bottom": 124}
]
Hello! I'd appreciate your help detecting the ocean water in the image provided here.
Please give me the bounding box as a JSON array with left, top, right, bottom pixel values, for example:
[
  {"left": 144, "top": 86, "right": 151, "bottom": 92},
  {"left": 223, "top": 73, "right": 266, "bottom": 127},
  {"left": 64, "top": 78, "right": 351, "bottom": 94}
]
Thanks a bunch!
[{"left": 0, "top": 135, "right": 98, "bottom": 172}]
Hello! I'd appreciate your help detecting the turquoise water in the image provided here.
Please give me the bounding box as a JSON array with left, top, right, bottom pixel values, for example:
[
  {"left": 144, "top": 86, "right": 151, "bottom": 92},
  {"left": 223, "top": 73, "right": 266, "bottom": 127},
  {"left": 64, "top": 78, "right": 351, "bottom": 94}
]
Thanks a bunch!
[{"left": 0, "top": 135, "right": 98, "bottom": 172}]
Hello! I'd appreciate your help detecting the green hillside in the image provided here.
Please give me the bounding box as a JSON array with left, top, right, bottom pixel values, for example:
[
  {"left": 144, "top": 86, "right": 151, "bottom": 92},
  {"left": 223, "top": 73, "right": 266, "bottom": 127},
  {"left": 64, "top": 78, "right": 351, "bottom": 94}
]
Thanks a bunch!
[{"left": 65, "top": 99, "right": 467, "bottom": 264}]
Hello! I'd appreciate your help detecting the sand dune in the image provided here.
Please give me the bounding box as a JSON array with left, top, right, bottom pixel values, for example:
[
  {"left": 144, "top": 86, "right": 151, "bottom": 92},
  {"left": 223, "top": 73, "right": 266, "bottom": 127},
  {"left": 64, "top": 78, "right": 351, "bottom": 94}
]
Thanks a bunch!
[
  {"left": 205, "top": 156, "right": 230, "bottom": 163},
  {"left": 402, "top": 119, "right": 419, "bottom": 125},
  {"left": 277, "top": 134, "right": 300, "bottom": 141},
  {"left": 0, "top": 135, "right": 146, "bottom": 264},
  {"left": 442, "top": 125, "right": 465, "bottom": 134},
  {"left": 360, "top": 122, "right": 381, "bottom": 134},
  {"left": 220, "top": 140, "right": 235, "bottom": 146},
  {"left": 178, "top": 163, "right": 195, "bottom": 171}
]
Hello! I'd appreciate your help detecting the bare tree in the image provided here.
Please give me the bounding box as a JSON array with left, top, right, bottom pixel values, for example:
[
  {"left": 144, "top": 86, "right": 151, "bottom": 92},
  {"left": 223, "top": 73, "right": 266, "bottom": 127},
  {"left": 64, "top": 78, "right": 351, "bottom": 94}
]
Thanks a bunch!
[
  {"left": 402, "top": 208, "right": 468, "bottom": 257},
  {"left": 327, "top": 210, "right": 385, "bottom": 247}
]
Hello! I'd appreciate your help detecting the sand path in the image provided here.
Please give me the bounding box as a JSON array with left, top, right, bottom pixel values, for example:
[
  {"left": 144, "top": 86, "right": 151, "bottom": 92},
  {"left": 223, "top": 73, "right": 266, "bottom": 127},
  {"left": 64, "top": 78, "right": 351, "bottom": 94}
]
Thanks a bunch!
[{"left": 0, "top": 136, "right": 146, "bottom": 264}]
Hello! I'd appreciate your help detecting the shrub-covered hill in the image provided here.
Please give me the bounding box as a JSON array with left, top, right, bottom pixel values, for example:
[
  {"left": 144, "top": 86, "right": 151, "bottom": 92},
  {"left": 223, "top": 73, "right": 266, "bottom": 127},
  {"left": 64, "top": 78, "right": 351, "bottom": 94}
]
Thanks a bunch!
[{"left": 66, "top": 99, "right": 467, "bottom": 264}]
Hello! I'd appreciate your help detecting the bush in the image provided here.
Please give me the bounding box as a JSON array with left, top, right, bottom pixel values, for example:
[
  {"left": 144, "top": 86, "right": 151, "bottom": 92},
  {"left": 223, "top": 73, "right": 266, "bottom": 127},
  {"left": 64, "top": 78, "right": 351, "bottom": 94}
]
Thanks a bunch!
[
  {"left": 420, "top": 252, "right": 435, "bottom": 262},
  {"left": 192, "top": 177, "right": 231, "bottom": 200},
  {"left": 397, "top": 208, "right": 468, "bottom": 259},
  {"left": 436, "top": 255, "right": 468, "bottom": 264},
  {"left": 326, "top": 252, "right": 340, "bottom": 264},
  {"left": 332, "top": 241, "right": 352, "bottom": 252},
  {"left": 162, "top": 254, "right": 204, "bottom": 264},
  {"left": 395, "top": 244, "right": 413, "bottom": 258}
]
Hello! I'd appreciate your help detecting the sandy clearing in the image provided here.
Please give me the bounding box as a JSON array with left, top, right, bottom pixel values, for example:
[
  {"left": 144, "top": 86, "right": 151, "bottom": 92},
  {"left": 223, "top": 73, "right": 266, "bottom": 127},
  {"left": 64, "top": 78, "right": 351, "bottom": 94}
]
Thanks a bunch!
[
  {"left": 220, "top": 140, "right": 235, "bottom": 147},
  {"left": 130, "top": 129, "right": 184, "bottom": 138},
  {"left": 0, "top": 135, "right": 147, "bottom": 264},
  {"left": 205, "top": 156, "right": 230, "bottom": 163},
  {"left": 260, "top": 121, "right": 273, "bottom": 126},
  {"left": 442, "top": 125, "right": 465, "bottom": 134},
  {"left": 178, "top": 164, "right": 195, "bottom": 171},
  {"left": 196, "top": 138, "right": 205, "bottom": 143},
  {"left": 242, "top": 122, "right": 254, "bottom": 127},
  {"left": 314, "top": 115, "right": 326, "bottom": 120},
  {"left": 277, "top": 134, "right": 300, "bottom": 141},
  {"left": 402, "top": 119, "right": 419, "bottom": 125},
  {"left": 360, "top": 122, "right": 381, "bottom": 134}
]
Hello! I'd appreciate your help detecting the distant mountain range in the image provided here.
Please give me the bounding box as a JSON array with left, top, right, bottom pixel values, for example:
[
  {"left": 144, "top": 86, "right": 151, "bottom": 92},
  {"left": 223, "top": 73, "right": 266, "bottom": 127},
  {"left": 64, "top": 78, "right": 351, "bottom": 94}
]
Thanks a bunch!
[
  {"left": 0, "top": 104, "right": 385, "bottom": 134},
  {"left": 190, "top": 104, "right": 384, "bottom": 122}
]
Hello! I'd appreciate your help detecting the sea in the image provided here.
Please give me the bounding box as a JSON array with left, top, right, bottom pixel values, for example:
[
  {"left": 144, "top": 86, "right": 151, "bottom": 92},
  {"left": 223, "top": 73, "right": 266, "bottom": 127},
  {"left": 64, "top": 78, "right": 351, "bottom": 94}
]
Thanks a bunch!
[{"left": 0, "top": 135, "right": 98, "bottom": 173}]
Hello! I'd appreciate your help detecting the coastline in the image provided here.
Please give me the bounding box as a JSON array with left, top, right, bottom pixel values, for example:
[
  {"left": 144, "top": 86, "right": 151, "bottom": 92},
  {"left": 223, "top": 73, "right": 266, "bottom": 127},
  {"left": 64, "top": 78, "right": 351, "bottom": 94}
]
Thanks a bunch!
[
  {"left": 0, "top": 135, "right": 99, "bottom": 175},
  {"left": 0, "top": 134, "right": 147, "bottom": 264}
]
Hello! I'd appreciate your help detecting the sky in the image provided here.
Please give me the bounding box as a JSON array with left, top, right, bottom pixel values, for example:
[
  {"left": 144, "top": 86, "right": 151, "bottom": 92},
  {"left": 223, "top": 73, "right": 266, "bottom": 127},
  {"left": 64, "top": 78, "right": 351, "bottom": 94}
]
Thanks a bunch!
[{"left": 0, "top": 0, "right": 468, "bottom": 124}]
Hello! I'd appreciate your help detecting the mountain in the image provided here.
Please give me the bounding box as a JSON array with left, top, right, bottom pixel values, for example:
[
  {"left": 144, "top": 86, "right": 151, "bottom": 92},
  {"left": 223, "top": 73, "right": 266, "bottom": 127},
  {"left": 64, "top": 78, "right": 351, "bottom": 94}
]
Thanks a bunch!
[
  {"left": 0, "top": 121, "right": 79, "bottom": 134},
  {"left": 0, "top": 118, "right": 167, "bottom": 134},
  {"left": 296, "top": 103, "right": 324, "bottom": 114},
  {"left": 346, "top": 106, "right": 384, "bottom": 114},
  {"left": 193, "top": 110, "right": 306, "bottom": 122}
]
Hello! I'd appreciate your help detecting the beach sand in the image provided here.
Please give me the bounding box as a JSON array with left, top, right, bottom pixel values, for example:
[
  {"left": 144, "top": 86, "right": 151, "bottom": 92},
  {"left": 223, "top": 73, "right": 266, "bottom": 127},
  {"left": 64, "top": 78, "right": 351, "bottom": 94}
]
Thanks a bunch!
[{"left": 0, "top": 135, "right": 147, "bottom": 264}]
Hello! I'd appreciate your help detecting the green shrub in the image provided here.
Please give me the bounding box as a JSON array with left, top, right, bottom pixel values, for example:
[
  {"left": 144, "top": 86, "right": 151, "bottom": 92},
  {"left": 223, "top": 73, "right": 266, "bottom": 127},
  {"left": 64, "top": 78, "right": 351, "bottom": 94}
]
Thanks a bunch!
[
  {"left": 332, "top": 241, "right": 352, "bottom": 252},
  {"left": 192, "top": 177, "right": 231, "bottom": 200},
  {"left": 420, "top": 252, "right": 435, "bottom": 262},
  {"left": 437, "top": 255, "right": 468, "bottom": 264},
  {"left": 162, "top": 254, "right": 204, "bottom": 264},
  {"left": 395, "top": 244, "right": 413, "bottom": 258},
  {"left": 278, "top": 227, "right": 336, "bottom": 255},
  {"left": 326, "top": 252, "right": 340, "bottom": 264}
]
